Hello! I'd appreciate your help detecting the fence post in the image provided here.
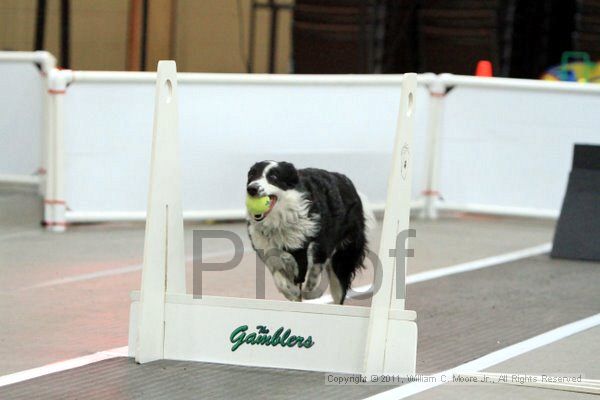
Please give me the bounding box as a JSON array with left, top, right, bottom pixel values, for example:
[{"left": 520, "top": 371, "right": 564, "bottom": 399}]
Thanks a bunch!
[
  {"left": 421, "top": 76, "right": 446, "bottom": 220},
  {"left": 45, "top": 68, "right": 72, "bottom": 232}
]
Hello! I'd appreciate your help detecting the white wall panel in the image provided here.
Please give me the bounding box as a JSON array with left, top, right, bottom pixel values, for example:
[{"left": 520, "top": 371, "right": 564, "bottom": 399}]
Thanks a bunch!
[
  {"left": 62, "top": 78, "right": 430, "bottom": 219},
  {"left": 439, "top": 86, "right": 600, "bottom": 216},
  {"left": 0, "top": 62, "right": 43, "bottom": 179}
]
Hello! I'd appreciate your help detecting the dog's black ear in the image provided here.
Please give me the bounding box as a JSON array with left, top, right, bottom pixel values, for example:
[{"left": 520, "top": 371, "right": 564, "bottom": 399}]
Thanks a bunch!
[{"left": 278, "top": 161, "right": 299, "bottom": 187}]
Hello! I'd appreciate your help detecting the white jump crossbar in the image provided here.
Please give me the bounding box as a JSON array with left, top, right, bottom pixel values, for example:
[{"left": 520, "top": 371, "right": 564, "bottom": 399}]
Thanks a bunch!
[{"left": 129, "top": 62, "right": 419, "bottom": 375}]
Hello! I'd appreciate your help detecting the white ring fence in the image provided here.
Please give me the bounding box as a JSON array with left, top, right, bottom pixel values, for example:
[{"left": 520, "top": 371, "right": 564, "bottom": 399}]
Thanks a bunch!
[
  {"left": 44, "top": 70, "right": 433, "bottom": 231},
  {"left": 0, "top": 51, "right": 55, "bottom": 193},
  {"left": 431, "top": 73, "right": 600, "bottom": 219},
  {"left": 1, "top": 51, "right": 599, "bottom": 231}
]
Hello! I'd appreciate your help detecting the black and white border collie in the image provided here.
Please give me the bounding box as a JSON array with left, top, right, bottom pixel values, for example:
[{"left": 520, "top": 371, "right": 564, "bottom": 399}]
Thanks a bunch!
[{"left": 246, "top": 161, "right": 373, "bottom": 304}]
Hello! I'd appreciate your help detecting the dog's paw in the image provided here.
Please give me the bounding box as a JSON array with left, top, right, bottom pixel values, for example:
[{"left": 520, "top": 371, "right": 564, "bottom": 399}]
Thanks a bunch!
[
  {"left": 273, "top": 271, "right": 302, "bottom": 301},
  {"left": 282, "top": 284, "right": 302, "bottom": 302},
  {"left": 301, "top": 287, "right": 323, "bottom": 300},
  {"left": 301, "top": 278, "right": 326, "bottom": 300}
]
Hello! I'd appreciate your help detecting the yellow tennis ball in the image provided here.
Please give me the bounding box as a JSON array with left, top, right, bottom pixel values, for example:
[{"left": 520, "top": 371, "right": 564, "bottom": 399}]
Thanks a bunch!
[{"left": 246, "top": 195, "right": 271, "bottom": 215}]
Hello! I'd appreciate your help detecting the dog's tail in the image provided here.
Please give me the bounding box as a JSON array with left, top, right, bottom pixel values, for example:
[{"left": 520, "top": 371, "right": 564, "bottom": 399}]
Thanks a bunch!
[{"left": 358, "top": 191, "right": 376, "bottom": 235}]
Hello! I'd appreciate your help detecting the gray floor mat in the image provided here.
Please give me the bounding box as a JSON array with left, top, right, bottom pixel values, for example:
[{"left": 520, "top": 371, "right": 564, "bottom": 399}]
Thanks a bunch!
[{"left": 1, "top": 255, "right": 598, "bottom": 400}]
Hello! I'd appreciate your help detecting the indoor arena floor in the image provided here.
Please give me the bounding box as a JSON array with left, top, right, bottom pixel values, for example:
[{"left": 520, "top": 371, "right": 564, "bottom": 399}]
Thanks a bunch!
[{"left": 0, "top": 184, "right": 598, "bottom": 399}]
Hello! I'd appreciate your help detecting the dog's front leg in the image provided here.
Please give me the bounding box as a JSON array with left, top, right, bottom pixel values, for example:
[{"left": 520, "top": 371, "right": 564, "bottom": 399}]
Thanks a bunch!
[
  {"left": 264, "top": 252, "right": 301, "bottom": 301},
  {"left": 272, "top": 270, "right": 301, "bottom": 301}
]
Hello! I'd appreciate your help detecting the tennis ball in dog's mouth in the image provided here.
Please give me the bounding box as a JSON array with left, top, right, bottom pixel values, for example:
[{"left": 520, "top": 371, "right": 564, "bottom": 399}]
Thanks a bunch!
[{"left": 246, "top": 195, "right": 271, "bottom": 215}]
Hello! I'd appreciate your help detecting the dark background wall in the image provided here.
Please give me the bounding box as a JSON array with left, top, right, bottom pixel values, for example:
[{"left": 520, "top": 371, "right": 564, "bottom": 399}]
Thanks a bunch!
[
  {"left": 1, "top": 0, "right": 597, "bottom": 77},
  {"left": 292, "top": 0, "right": 596, "bottom": 79}
]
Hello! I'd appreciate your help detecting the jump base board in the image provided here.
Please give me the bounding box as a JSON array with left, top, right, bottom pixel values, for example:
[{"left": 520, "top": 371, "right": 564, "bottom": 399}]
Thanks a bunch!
[{"left": 128, "top": 292, "right": 417, "bottom": 375}]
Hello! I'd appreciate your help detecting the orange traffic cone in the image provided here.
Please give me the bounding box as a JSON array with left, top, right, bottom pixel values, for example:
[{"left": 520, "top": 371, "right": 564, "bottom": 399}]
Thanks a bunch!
[{"left": 475, "top": 60, "right": 493, "bottom": 77}]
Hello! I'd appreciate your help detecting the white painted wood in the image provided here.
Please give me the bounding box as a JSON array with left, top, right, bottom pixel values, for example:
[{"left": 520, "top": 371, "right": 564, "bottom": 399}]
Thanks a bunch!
[
  {"left": 128, "top": 298, "right": 417, "bottom": 374},
  {"left": 130, "top": 291, "right": 417, "bottom": 319},
  {"left": 364, "top": 73, "right": 417, "bottom": 377},
  {"left": 136, "top": 61, "right": 185, "bottom": 363},
  {"left": 130, "top": 66, "right": 418, "bottom": 374}
]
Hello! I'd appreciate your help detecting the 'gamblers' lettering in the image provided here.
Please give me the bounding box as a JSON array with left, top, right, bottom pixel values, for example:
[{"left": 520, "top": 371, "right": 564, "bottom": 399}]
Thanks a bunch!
[{"left": 230, "top": 325, "right": 315, "bottom": 352}]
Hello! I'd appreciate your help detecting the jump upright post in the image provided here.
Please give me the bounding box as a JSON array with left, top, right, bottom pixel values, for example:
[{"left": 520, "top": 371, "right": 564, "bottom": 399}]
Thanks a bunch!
[{"left": 129, "top": 61, "right": 418, "bottom": 375}]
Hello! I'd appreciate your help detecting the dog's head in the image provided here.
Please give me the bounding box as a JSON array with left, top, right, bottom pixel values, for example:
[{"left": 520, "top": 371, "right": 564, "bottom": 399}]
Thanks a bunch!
[{"left": 246, "top": 161, "right": 300, "bottom": 222}]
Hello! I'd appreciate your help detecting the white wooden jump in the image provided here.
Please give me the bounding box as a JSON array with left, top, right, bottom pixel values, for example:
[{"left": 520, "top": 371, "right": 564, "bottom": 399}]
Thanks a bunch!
[{"left": 128, "top": 61, "right": 418, "bottom": 375}]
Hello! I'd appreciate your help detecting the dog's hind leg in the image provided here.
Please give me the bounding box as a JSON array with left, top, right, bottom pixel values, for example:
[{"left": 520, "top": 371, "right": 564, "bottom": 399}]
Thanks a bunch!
[
  {"left": 301, "top": 243, "right": 330, "bottom": 300},
  {"left": 329, "top": 236, "right": 367, "bottom": 304},
  {"left": 302, "top": 261, "right": 327, "bottom": 300},
  {"left": 326, "top": 263, "right": 345, "bottom": 304},
  {"left": 303, "top": 262, "right": 324, "bottom": 292}
]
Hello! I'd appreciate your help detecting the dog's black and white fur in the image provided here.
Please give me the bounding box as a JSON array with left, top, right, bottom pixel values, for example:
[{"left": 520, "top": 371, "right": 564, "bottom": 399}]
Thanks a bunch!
[{"left": 246, "top": 161, "right": 373, "bottom": 304}]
